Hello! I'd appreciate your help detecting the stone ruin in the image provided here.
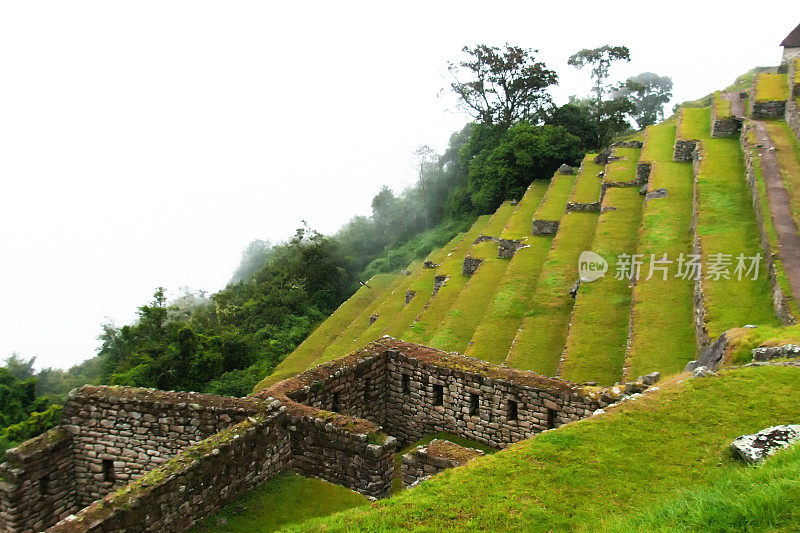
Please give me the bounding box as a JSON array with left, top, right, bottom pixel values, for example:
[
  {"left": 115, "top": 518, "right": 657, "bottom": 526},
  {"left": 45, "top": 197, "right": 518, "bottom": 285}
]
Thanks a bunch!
[
  {"left": 401, "top": 439, "right": 485, "bottom": 489},
  {"left": 0, "top": 338, "right": 632, "bottom": 532}
]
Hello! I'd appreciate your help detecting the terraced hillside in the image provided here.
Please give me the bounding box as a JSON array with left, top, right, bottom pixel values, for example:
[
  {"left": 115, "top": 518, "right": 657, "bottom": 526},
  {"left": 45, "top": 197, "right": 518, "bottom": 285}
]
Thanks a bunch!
[{"left": 257, "top": 71, "right": 800, "bottom": 394}]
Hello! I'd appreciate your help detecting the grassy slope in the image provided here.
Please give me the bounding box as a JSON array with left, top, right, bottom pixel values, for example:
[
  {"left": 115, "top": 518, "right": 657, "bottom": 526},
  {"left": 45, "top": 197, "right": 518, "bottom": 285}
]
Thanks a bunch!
[
  {"left": 690, "top": 107, "right": 779, "bottom": 337},
  {"left": 344, "top": 235, "right": 467, "bottom": 353},
  {"left": 713, "top": 91, "right": 732, "bottom": 119},
  {"left": 505, "top": 211, "right": 599, "bottom": 374},
  {"left": 253, "top": 273, "right": 398, "bottom": 391},
  {"left": 401, "top": 203, "right": 516, "bottom": 345},
  {"left": 559, "top": 187, "right": 644, "bottom": 385},
  {"left": 429, "top": 185, "right": 548, "bottom": 354},
  {"left": 534, "top": 174, "right": 576, "bottom": 220},
  {"left": 753, "top": 73, "right": 789, "bottom": 102},
  {"left": 315, "top": 264, "right": 423, "bottom": 365},
  {"left": 292, "top": 365, "right": 800, "bottom": 532},
  {"left": 568, "top": 153, "right": 604, "bottom": 204},
  {"left": 607, "top": 443, "right": 800, "bottom": 532},
  {"left": 626, "top": 122, "right": 697, "bottom": 380},
  {"left": 190, "top": 472, "right": 368, "bottom": 532},
  {"left": 603, "top": 147, "right": 641, "bottom": 184}
]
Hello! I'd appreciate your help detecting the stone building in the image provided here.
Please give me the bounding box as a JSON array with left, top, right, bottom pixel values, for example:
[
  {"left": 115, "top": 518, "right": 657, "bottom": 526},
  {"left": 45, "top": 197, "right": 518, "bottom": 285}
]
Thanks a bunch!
[{"left": 782, "top": 22, "right": 800, "bottom": 64}]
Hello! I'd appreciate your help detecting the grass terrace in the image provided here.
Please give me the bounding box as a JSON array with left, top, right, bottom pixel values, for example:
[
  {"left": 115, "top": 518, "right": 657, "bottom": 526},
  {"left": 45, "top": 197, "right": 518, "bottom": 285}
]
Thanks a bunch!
[
  {"left": 753, "top": 73, "right": 789, "bottom": 102},
  {"left": 314, "top": 264, "right": 423, "bottom": 365},
  {"left": 626, "top": 121, "right": 697, "bottom": 380},
  {"left": 534, "top": 173, "right": 576, "bottom": 221},
  {"left": 190, "top": 472, "right": 368, "bottom": 532},
  {"left": 505, "top": 211, "right": 599, "bottom": 374},
  {"left": 400, "top": 207, "right": 516, "bottom": 345},
  {"left": 560, "top": 187, "right": 644, "bottom": 386},
  {"left": 253, "top": 273, "right": 398, "bottom": 391},
  {"left": 385, "top": 217, "right": 491, "bottom": 339},
  {"left": 292, "top": 365, "right": 800, "bottom": 532},
  {"left": 603, "top": 147, "right": 641, "bottom": 184},
  {"left": 430, "top": 187, "right": 548, "bottom": 354},
  {"left": 692, "top": 107, "right": 779, "bottom": 337},
  {"left": 677, "top": 107, "right": 707, "bottom": 141},
  {"left": 502, "top": 180, "right": 549, "bottom": 238},
  {"left": 713, "top": 91, "right": 732, "bottom": 119},
  {"left": 568, "top": 153, "right": 604, "bottom": 204},
  {"left": 428, "top": 239, "right": 512, "bottom": 353}
]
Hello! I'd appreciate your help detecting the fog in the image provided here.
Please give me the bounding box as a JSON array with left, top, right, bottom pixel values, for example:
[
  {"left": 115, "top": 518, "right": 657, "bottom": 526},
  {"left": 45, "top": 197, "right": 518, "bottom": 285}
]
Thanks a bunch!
[{"left": 1, "top": 0, "right": 797, "bottom": 369}]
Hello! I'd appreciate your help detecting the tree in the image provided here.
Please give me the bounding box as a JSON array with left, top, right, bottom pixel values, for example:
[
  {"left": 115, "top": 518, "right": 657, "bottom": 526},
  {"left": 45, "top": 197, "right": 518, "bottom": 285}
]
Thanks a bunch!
[
  {"left": 614, "top": 72, "right": 673, "bottom": 128},
  {"left": 567, "top": 45, "right": 631, "bottom": 109},
  {"left": 449, "top": 44, "right": 558, "bottom": 128},
  {"left": 545, "top": 103, "right": 599, "bottom": 150}
]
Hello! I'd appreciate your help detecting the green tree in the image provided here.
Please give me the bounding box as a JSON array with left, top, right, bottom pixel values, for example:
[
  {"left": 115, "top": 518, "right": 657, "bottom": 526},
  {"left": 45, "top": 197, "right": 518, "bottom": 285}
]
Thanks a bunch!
[
  {"left": 449, "top": 44, "right": 558, "bottom": 127},
  {"left": 614, "top": 72, "right": 673, "bottom": 127},
  {"left": 567, "top": 45, "right": 631, "bottom": 109}
]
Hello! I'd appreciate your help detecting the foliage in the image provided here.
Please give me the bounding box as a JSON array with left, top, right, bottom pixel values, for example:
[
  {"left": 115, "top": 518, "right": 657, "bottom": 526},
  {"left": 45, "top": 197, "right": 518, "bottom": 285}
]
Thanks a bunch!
[
  {"left": 448, "top": 44, "right": 558, "bottom": 127},
  {"left": 545, "top": 103, "right": 600, "bottom": 150},
  {"left": 568, "top": 45, "right": 631, "bottom": 105},
  {"left": 615, "top": 72, "right": 673, "bottom": 127}
]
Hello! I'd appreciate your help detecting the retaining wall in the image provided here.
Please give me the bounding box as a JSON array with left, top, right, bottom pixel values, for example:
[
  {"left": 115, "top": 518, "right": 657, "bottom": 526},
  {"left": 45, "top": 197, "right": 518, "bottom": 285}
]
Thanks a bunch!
[{"left": 400, "top": 439, "right": 484, "bottom": 489}]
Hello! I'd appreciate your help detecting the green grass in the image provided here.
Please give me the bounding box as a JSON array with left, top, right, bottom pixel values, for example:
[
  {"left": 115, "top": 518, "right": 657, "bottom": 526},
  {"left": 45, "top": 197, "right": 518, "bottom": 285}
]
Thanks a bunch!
[
  {"left": 189, "top": 472, "right": 368, "bottom": 532},
  {"left": 253, "top": 273, "right": 398, "bottom": 391},
  {"left": 607, "top": 443, "right": 800, "bottom": 532},
  {"left": 428, "top": 241, "right": 513, "bottom": 353},
  {"left": 626, "top": 121, "right": 697, "bottom": 380},
  {"left": 754, "top": 73, "right": 789, "bottom": 102},
  {"left": 385, "top": 218, "right": 491, "bottom": 340},
  {"left": 795, "top": 59, "right": 800, "bottom": 86},
  {"left": 429, "top": 186, "right": 550, "bottom": 354},
  {"left": 314, "top": 263, "right": 423, "bottom": 365},
  {"left": 691, "top": 107, "right": 780, "bottom": 337},
  {"left": 568, "top": 153, "right": 604, "bottom": 204},
  {"left": 724, "top": 323, "right": 800, "bottom": 365},
  {"left": 391, "top": 432, "right": 497, "bottom": 495},
  {"left": 534, "top": 174, "right": 577, "bottom": 221},
  {"left": 290, "top": 365, "right": 800, "bottom": 532},
  {"left": 501, "top": 180, "right": 550, "bottom": 239},
  {"left": 603, "top": 147, "right": 641, "bottom": 184},
  {"left": 505, "top": 211, "right": 599, "bottom": 374},
  {"left": 713, "top": 91, "right": 732, "bottom": 120},
  {"left": 401, "top": 204, "right": 516, "bottom": 345},
  {"left": 465, "top": 237, "right": 554, "bottom": 364},
  {"left": 678, "top": 107, "right": 707, "bottom": 141},
  {"left": 560, "top": 187, "right": 644, "bottom": 386}
]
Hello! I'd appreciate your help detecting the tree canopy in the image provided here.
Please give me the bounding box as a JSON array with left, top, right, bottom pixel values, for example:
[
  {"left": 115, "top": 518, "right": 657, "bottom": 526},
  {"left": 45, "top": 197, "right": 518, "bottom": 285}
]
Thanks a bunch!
[
  {"left": 614, "top": 72, "right": 674, "bottom": 128},
  {"left": 449, "top": 44, "right": 558, "bottom": 127}
]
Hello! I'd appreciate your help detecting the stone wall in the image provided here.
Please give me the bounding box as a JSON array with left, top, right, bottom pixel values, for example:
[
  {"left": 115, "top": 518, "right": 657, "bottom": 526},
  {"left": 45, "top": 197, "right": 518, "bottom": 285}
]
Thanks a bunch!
[
  {"left": 0, "top": 429, "right": 76, "bottom": 532},
  {"left": 787, "top": 98, "right": 800, "bottom": 145},
  {"left": 400, "top": 439, "right": 484, "bottom": 489},
  {"left": 711, "top": 101, "right": 741, "bottom": 138},
  {"left": 752, "top": 100, "right": 786, "bottom": 119},
  {"left": 673, "top": 139, "right": 697, "bottom": 162},
  {"left": 740, "top": 120, "right": 796, "bottom": 325},
  {"left": 2, "top": 338, "right": 636, "bottom": 532},
  {"left": 789, "top": 59, "right": 800, "bottom": 98},
  {"left": 565, "top": 201, "right": 601, "bottom": 213},
  {"left": 692, "top": 144, "right": 710, "bottom": 351},
  {"left": 381, "top": 342, "right": 610, "bottom": 448},
  {"left": 50, "top": 403, "right": 290, "bottom": 533},
  {"left": 531, "top": 219, "right": 559, "bottom": 235},
  {"left": 62, "top": 387, "right": 262, "bottom": 508}
]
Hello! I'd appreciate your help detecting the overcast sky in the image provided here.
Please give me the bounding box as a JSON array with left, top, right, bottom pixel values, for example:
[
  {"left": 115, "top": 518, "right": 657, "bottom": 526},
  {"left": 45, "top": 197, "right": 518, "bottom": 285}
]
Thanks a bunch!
[{"left": 2, "top": 1, "right": 799, "bottom": 370}]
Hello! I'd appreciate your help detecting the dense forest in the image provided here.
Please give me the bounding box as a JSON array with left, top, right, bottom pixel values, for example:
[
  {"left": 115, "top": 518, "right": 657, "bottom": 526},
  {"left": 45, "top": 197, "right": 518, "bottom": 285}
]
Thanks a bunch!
[{"left": 0, "top": 43, "right": 672, "bottom": 459}]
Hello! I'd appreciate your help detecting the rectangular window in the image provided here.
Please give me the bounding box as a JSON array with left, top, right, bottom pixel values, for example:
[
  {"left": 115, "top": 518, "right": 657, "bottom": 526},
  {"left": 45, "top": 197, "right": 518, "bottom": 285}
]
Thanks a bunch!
[
  {"left": 547, "top": 409, "right": 557, "bottom": 429},
  {"left": 469, "top": 393, "right": 479, "bottom": 415},
  {"left": 432, "top": 384, "right": 444, "bottom": 406},
  {"left": 364, "top": 377, "right": 370, "bottom": 401},
  {"left": 39, "top": 475, "right": 49, "bottom": 496},
  {"left": 331, "top": 392, "right": 340, "bottom": 412},
  {"left": 507, "top": 400, "right": 518, "bottom": 421},
  {"left": 102, "top": 459, "right": 115, "bottom": 483},
  {"left": 401, "top": 374, "right": 410, "bottom": 394}
]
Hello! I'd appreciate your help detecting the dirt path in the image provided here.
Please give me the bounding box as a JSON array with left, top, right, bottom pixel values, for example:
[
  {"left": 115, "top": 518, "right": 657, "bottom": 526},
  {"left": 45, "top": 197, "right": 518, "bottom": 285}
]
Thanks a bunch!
[
  {"left": 727, "top": 91, "right": 746, "bottom": 119},
  {"left": 752, "top": 120, "right": 800, "bottom": 303}
]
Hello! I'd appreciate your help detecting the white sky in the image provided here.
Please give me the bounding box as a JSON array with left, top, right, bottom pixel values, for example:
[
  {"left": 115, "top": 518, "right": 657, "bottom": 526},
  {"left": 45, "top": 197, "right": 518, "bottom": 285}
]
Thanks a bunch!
[{"left": 1, "top": 0, "right": 799, "bottom": 370}]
